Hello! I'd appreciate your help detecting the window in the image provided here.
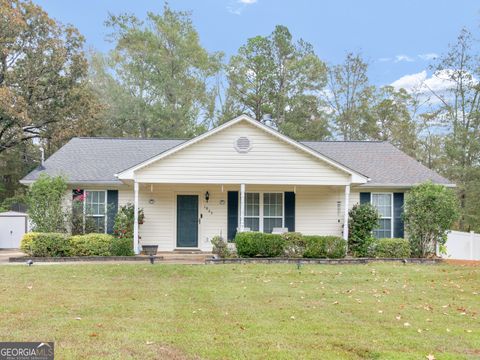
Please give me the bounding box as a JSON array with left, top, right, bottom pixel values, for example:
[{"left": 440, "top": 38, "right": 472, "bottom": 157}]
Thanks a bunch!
[
  {"left": 84, "top": 190, "right": 107, "bottom": 233},
  {"left": 263, "top": 193, "right": 283, "bottom": 233},
  {"left": 243, "top": 192, "right": 283, "bottom": 233},
  {"left": 244, "top": 193, "right": 260, "bottom": 231},
  {"left": 371, "top": 193, "right": 393, "bottom": 238}
]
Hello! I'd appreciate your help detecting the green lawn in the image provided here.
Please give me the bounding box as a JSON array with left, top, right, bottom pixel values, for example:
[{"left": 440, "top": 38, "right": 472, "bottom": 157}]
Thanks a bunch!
[{"left": 0, "top": 263, "right": 478, "bottom": 359}]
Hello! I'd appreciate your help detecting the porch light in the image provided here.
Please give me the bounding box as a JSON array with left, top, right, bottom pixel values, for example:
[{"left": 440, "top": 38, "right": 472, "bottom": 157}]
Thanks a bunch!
[
  {"left": 205, "top": 191, "right": 210, "bottom": 203},
  {"left": 149, "top": 199, "right": 155, "bottom": 205}
]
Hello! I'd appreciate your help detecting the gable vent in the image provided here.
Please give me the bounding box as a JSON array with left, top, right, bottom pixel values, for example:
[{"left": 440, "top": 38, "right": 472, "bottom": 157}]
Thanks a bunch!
[{"left": 234, "top": 136, "right": 252, "bottom": 153}]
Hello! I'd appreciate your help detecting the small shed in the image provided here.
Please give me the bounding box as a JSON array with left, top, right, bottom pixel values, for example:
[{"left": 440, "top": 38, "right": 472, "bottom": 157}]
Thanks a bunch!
[{"left": 0, "top": 211, "right": 28, "bottom": 249}]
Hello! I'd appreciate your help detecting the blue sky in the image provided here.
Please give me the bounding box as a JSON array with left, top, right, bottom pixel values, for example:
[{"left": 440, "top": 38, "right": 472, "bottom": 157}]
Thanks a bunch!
[{"left": 34, "top": 0, "right": 479, "bottom": 86}]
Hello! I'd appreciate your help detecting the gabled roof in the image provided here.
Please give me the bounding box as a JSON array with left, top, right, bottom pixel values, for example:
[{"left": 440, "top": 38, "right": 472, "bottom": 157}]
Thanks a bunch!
[
  {"left": 116, "top": 115, "right": 368, "bottom": 183},
  {"left": 21, "top": 116, "right": 454, "bottom": 187}
]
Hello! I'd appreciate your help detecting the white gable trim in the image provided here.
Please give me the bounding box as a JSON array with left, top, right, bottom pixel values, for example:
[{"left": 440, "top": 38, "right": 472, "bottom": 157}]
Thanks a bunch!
[{"left": 116, "top": 115, "right": 369, "bottom": 183}]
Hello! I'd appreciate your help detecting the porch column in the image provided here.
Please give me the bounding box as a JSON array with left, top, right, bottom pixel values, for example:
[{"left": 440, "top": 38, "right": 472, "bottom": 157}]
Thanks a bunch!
[
  {"left": 133, "top": 181, "right": 140, "bottom": 254},
  {"left": 239, "top": 183, "right": 245, "bottom": 232},
  {"left": 342, "top": 185, "right": 350, "bottom": 244}
]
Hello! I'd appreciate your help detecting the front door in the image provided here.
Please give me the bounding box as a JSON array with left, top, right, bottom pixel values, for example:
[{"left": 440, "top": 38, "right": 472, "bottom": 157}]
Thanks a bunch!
[{"left": 176, "top": 195, "right": 199, "bottom": 247}]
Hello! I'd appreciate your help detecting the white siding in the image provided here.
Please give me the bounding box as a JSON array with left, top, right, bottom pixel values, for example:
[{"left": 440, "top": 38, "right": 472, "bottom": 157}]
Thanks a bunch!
[
  {"left": 120, "top": 184, "right": 352, "bottom": 251},
  {"left": 66, "top": 183, "right": 404, "bottom": 251},
  {"left": 135, "top": 121, "right": 351, "bottom": 185}
]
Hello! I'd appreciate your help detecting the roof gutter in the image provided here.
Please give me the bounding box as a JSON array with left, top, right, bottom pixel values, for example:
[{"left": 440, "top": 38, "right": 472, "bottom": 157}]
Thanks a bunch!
[
  {"left": 357, "top": 183, "right": 456, "bottom": 189},
  {"left": 20, "top": 179, "right": 123, "bottom": 186}
]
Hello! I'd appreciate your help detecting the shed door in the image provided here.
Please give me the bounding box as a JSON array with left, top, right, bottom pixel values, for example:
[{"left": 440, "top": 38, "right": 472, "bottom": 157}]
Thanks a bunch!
[{"left": 0, "top": 217, "right": 26, "bottom": 248}]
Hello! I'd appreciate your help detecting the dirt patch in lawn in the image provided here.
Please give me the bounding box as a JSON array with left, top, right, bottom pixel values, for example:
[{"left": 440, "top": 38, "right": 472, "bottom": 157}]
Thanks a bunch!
[{"left": 444, "top": 259, "right": 480, "bottom": 266}]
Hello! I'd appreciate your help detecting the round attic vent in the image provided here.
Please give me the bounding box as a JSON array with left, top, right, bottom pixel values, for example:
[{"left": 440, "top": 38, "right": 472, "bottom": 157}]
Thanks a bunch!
[{"left": 234, "top": 136, "right": 252, "bottom": 153}]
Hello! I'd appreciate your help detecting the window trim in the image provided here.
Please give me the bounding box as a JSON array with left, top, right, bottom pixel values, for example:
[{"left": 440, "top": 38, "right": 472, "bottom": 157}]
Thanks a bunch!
[
  {"left": 83, "top": 189, "right": 108, "bottom": 234},
  {"left": 371, "top": 192, "right": 394, "bottom": 238},
  {"left": 241, "top": 191, "right": 284, "bottom": 233}
]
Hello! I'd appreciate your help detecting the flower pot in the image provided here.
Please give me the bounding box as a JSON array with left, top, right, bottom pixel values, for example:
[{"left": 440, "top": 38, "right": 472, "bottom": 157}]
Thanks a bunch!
[{"left": 142, "top": 245, "right": 158, "bottom": 256}]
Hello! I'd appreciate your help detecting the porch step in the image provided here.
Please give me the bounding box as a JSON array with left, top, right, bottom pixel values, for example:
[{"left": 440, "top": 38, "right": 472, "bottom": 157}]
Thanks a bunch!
[{"left": 157, "top": 251, "right": 214, "bottom": 262}]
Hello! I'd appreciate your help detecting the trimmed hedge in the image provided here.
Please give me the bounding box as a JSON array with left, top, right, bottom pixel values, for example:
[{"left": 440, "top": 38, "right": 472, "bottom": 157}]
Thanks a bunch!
[
  {"left": 369, "top": 238, "right": 411, "bottom": 258},
  {"left": 234, "top": 232, "right": 346, "bottom": 259},
  {"left": 110, "top": 238, "right": 135, "bottom": 256},
  {"left": 21, "top": 232, "right": 71, "bottom": 257},
  {"left": 20, "top": 232, "right": 134, "bottom": 257},
  {"left": 235, "top": 232, "right": 285, "bottom": 257},
  {"left": 303, "top": 235, "right": 346, "bottom": 259},
  {"left": 71, "top": 234, "right": 115, "bottom": 256}
]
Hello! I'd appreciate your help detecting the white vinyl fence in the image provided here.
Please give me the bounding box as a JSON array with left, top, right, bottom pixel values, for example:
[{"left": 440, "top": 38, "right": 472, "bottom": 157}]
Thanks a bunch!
[{"left": 438, "top": 230, "right": 480, "bottom": 260}]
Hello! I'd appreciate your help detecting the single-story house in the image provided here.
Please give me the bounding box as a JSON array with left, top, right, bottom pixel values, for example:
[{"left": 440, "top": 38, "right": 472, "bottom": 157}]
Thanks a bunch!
[{"left": 21, "top": 115, "right": 453, "bottom": 253}]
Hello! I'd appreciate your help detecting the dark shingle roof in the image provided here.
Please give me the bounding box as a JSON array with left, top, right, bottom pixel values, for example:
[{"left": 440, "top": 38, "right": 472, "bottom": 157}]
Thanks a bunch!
[
  {"left": 22, "top": 138, "right": 186, "bottom": 184},
  {"left": 22, "top": 137, "right": 452, "bottom": 186},
  {"left": 301, "top": 141, "right": 451, "bottom": 186}
]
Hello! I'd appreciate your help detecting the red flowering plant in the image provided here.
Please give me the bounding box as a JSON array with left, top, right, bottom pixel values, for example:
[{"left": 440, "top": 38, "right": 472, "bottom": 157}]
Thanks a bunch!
[{"left": 113, "top": 203, "right": 145, "bottom": 239}]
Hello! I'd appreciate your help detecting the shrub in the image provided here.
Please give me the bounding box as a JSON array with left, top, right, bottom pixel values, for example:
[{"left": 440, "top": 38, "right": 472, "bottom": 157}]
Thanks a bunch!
[
  {"left": 348, "top": 203, "right": 380, "bottom": 256},
  {"left": 109, "top": 238, "right": 134, "bottom": 256},
  {"left": 368, "top": 238, "right": 411, "bottom": 258},
  {"left": 27, "top": 174, "right": 68, "bottom": 233},
  {"left": 211, "top": 236, "right": 231, "bottom": 258},
  {"left": 113, "top": 203, "right": 145, "bottom": 239},
  {"left": 235, "top": 232, "right": 285, "bottom": 257},
  {"left": 303, "top": 235, "right": 346, "bottom": 259},
  {"left": 20, "top": 232, "right": 71, "bottom": 257},
  {"left": 70, "top": 234, "right": 114, "bottom": 256},
  {"left": 404, "top": 182, "right": 459, "bottom": 257},
  {"left": 282, "top": 232, "right": 305, "bottom": 258}
]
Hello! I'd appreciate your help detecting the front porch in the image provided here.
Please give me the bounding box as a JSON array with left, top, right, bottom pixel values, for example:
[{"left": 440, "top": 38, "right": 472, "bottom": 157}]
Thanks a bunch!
[{"left": 126, "top": 183, "right": 356, "bottom": 254}]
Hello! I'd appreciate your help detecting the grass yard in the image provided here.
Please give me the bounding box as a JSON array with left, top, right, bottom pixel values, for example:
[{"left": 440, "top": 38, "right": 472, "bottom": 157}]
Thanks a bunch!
[{"left": 0, "top": 263, "right": 478, "bottom": 359}]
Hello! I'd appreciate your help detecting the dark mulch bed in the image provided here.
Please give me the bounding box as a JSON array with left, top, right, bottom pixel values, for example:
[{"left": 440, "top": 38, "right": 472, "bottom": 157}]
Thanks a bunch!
[
  {"left": 205, "top": 257, "right": 442, "bottom": 265},
  {"left": 9, "top": 255, "right": 164, "bottom": 263}
]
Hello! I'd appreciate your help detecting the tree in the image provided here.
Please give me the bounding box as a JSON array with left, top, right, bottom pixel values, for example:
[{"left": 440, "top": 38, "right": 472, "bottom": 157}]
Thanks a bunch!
[
  {"left": 223, "top": 25, "right": 329, "bottom": 140},
  {"left": 27, "top": 174, "right": 68, "bottom": 232},
  {"left": 423, "top": 28, "right": 480, "bottom": 231},
  {"left": 0, "top": 0, "right": 100, "bottom": 154},
  {"left": 348, "top": 203, "right": 380, "bottom": 256},
  {"left": 91, "top": 5, "right": 223, "bottom": 139},
  {"left": 325, "top": 52, "right": 374, "bottom": 140},
  {"left": 404, "top": 182, "right": 459, "bottom": 257},
  {"left": 367, "top": 86, "right": 419, "bottom": 156}
]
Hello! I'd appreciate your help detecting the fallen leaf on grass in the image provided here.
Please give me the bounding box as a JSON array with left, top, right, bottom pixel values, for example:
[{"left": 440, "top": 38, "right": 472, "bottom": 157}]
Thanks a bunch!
[
  {"left": 426, "top": 354, "right": 436, "bottom": 360},
  {"left": 146, "top": 341, "right": 154, "bottom": 345},
  {"left": 89, "top": 333, "right": 98, "bottom": 337},
  {"left": 404, "top": 322, "right": 411, "bottom": 327},
  {"left": 27, "top": 285, "right": 33, "bottom": 290},
  {"left": 75, "top": 317, "right": 81, "bottom": 321},
  {"left": 395, "top": 315, "right": 401, "bottom": 320}
]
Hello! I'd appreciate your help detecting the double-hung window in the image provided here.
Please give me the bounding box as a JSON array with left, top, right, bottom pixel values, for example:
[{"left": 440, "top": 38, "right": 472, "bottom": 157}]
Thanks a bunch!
[
  {"left": 263, "top": 193, "right": 283, "bottom": 233},
  {"left": 371, "top": 193, "right": 393, "bottom": 238},
  {"left": 243, "top": 192, "right": 284, "bottom": 233},
  {"left": 84, "top": 190, "right": 107, "bottom": 233},
  {"left": 244, "top": 193, "right": 260, "bottom": 231}
]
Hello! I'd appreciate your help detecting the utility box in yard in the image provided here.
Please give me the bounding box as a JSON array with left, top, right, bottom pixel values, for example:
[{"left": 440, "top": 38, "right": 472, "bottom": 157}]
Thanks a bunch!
[{"left": 0, "top": 211, "right": 28, "bottom": 249}]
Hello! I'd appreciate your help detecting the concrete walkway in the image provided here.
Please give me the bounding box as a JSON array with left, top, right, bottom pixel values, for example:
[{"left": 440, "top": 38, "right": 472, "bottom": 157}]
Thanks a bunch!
[{"left": 0, "top": 249, "right": 24, "bottom": 263}]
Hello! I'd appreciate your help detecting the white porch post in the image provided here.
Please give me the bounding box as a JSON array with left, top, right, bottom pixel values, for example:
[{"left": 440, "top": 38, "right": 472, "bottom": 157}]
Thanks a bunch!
[
  {"left": 342, "top": 185, "right": 350, "bottom": 244},
  {"left": 240, "top": 183, "right": 245, "bottom": 232},
  {"left": 133, "top": 181, "right": 140, "bottom": 254}
]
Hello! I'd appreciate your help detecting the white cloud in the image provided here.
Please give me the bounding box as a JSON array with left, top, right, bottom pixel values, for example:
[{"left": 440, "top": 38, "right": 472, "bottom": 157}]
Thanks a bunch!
[
  {"left": 391, "top": 70, "right": 462, "bottom": 95},
  {"left": 227, "top": 0, "right": 257, "bottom": 15},
  {"left": 394, "top": 54, "right": 415, "bottom": 63},
  {"left": 418, "top": 53, "right": 438, "bottom": 61}
]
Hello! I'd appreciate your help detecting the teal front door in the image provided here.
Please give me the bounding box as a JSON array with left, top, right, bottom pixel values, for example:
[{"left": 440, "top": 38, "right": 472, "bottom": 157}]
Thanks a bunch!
[{"left": 176, "top": 195, "right": 199, "bottom": 247}]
